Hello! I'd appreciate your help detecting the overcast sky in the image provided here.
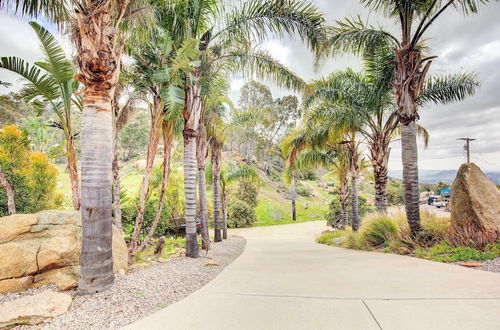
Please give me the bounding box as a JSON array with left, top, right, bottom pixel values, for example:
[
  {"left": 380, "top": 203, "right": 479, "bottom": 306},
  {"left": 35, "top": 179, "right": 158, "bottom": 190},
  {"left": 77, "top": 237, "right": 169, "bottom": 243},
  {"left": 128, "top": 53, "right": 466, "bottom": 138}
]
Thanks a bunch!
[{"left": 1, "top": 1, "right": 500, "bottom": 171}]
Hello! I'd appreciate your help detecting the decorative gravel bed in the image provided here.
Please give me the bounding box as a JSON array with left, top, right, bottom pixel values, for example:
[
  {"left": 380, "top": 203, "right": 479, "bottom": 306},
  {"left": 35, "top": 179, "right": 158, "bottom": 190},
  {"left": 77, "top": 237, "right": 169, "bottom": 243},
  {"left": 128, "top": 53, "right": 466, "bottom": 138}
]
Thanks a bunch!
[
  {"left": 5, "top": 237, "right": 246, "bottom": 330},
  {"left": 477, "top": 257, "right": 500, "bottom": 273}
]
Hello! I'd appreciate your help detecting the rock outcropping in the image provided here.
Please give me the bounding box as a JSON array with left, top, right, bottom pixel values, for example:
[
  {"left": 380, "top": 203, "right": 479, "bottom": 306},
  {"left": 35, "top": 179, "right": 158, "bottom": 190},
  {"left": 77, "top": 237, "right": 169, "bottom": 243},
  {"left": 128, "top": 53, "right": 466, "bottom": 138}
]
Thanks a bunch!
[
  {"left": 0, "top": 210, "right": 128, "bottom": 294},
  {"left": 451, "top": 163, "right": 500, "bottom": 234},
  {"left": 0, "top": 290, "right": 72, "bottom": 328}
]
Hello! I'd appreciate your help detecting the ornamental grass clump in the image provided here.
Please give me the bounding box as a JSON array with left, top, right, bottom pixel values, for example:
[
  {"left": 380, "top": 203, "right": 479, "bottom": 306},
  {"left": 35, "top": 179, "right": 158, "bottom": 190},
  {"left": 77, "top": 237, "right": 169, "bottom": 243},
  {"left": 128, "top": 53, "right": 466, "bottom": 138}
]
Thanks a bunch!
[{"left": 358, "top": 213, "right": 398, "bottom": 248}]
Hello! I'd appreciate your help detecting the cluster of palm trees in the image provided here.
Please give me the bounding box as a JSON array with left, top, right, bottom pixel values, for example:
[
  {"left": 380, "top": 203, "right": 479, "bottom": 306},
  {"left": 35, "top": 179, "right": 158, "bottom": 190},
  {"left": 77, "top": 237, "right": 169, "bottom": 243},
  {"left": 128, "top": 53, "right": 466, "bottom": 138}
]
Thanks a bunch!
[{"left": 0, "top": 0, "right": 493, "bottom": 295}]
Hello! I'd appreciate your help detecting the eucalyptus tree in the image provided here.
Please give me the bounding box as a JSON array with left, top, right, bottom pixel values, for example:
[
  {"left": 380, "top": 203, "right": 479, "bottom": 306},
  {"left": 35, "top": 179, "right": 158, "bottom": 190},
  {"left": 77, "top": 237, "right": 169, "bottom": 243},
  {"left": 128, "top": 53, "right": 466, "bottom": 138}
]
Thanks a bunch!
[
  {"left": 0, "top": 22, "right": 82, "bottom": 210},
  {"left": 171, "top": 0, "right": 325, "bottom": 257},
  {"left": 324, "top": 1, "right": 489, "bottom": 234}
]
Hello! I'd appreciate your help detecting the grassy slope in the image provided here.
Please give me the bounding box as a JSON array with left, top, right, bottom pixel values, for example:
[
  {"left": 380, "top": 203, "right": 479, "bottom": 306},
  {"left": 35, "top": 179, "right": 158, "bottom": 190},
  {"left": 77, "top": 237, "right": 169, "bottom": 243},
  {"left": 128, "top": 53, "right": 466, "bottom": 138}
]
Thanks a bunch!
[{"left": 55, "top": 161, "right": 332, "bottom": 225}]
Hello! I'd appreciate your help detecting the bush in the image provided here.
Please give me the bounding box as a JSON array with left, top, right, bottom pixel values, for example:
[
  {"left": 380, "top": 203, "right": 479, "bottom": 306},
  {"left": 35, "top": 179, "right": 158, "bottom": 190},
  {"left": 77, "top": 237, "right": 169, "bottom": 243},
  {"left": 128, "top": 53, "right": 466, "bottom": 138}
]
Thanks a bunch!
[
  {"left": 295, "top": 184, "right": 311, "bottom": 197},
  {"left": 416, "top": 242, "right": 500, "bottom": 262},
  {"left": 234, "top": 181, "right": 258, "bottom": 208},
  {"left": 0, "top": 125, "right": 62, "bottom": 215},
  {"left": 227, "top": 198, "right": 256, "bottom": 228},
  {"left": 325, "top": 196, "right": 342, "bottom": 229},
  {"left": 359, "top": 214, "right": 398, "bottom": 248}
]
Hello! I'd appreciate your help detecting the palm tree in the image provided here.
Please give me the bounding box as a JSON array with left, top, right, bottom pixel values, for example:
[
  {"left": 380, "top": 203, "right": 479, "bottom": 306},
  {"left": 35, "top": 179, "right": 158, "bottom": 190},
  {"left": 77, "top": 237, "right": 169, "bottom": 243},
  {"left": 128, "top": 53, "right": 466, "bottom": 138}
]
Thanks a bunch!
[
  {"left": 127, "top": 27, "right": 197, "bottom": 257},
  {"left": 323, "top": 2, "right": 489, "bottom": 234},
  {"left": 0, "top": 22, "right": 82, "bottom": 210},
  {"left": 2, "top": 0, "right": 153, "bottom": 294},
  {"left": 171, "top": 0, "right": 325, "bottom": 257}
]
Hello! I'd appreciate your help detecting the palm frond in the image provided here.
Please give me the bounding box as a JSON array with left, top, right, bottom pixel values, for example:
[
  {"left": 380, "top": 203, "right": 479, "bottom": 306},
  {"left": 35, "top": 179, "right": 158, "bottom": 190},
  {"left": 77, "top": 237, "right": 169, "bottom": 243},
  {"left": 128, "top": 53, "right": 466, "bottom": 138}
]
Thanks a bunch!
[{"left": 419, "top": 72, "right": 479, "bottom": 106}]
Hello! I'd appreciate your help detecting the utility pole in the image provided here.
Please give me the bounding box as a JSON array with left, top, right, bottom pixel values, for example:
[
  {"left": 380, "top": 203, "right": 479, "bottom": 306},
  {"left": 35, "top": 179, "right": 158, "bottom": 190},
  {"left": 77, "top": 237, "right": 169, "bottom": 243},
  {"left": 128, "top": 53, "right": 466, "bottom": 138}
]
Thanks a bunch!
[{"left": 457, "top": 137, "right": 476, "bottom": 163}]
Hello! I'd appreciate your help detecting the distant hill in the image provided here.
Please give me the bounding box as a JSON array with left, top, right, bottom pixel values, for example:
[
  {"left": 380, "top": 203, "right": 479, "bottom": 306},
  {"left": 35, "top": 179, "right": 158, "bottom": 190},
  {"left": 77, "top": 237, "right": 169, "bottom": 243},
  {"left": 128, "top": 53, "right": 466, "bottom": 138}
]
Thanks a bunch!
[{"left": 388, "top": 169, "right": 500, "bottom": 184}]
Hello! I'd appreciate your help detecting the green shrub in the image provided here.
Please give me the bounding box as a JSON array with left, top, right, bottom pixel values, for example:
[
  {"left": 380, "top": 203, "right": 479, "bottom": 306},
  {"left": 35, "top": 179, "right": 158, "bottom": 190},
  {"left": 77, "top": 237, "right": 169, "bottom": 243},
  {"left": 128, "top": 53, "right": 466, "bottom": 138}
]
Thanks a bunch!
[
  {"left": 316, "top": 230, "right": 347, "bottom": 245},
  {"left": 227, "top": 198, "right": 256, "bottom": 228},
  {"left": 234, "top": 181, "right": 259, "bottom": 208},
  {"left": 359, "top": 214, "right": 398, "bottom": 248},
  {"left": 417, "top": 242, "right": 500, "bottom": 262},
  {"left": 295, "top": 184, "right": 311, "bottom": 197},
  {"left": 325, "top": 196, "right": 342, "bottom": 229},
  {"left": 0, "top": 125, "right": 62, "bottom": 215}
]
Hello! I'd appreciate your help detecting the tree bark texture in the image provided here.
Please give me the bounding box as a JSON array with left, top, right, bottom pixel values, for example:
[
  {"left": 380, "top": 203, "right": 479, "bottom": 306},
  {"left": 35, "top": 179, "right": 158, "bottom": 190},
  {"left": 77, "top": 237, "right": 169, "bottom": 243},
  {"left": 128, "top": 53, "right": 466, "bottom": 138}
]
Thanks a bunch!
[
  {"left": 183, "top": 73, "right": 202, "bottom": 258},
  {"left": 393, "top": 46, "right": 429, "bottom": 234},
  {"left": 370, "top": 137, "right": 390, "bottom": 213},
  {"left": 138, "top": 121, "right": 174, "bottom": 253},
  {"left": 212, "top": 145, "right": 222, "bottom": 242},
  {"left": 350, "top": 174, "right": 360, "bottom": 231},
  {"left": 129, "top": 95, "right": 163, "bottom": 257},
  {"left": 0, "top": 165, "right": 15, "bottom": 215},
  {"left": 73, "top": 4, "right": 129, "bottom": 293},
  {"left": 196, "top": 123, "right": 210, "bottom": 249},
  {"left": 339, "top": 177, "right": 349, "bottom": 229},
  {"left": 400, "top": 121, "right": 422, "bottom": 235},
  {"left": 222, "top": 189, "right": 228, "bottom": 240},
  {"left": 66, "top": 137, "right": 81, "bottom": 210}
]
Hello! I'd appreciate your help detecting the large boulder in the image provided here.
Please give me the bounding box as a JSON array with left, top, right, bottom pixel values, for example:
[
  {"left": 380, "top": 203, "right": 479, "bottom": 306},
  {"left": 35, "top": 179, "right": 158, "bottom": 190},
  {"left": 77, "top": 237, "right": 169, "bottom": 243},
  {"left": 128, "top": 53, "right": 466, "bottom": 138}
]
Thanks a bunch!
[
  {"left": 450, "top": 163, "right": 500, "bottom": 234},
  {"left": 0, "top": 290, "right": 72, "bottom": 328},
  {"left": 0, "top": 210, "right": 128, "bottom": 294}
]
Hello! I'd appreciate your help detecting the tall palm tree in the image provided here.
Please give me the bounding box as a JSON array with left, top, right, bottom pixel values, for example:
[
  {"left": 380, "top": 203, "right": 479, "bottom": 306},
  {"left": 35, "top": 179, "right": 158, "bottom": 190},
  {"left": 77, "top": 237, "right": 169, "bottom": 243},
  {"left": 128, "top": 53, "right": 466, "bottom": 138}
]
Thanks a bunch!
[
  {"left": 323, "top": 2, "right": 489, "bottom": 234},
  {"left": 2, "top": 0, "right": 153, "bottom": 293},
  {"left": 171, "top": 0, "right": 325, "bottom": 257},
  {"left": 0, "top": 22, "right": 82, "bottom": 210}
]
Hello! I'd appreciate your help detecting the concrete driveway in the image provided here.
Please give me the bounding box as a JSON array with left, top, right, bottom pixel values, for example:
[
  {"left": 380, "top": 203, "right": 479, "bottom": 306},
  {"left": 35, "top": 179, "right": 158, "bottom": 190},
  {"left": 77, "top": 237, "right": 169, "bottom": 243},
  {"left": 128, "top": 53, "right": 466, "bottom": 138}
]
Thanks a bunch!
[{"left": 126, "top": 221, "right": 500, "bottom": 330}]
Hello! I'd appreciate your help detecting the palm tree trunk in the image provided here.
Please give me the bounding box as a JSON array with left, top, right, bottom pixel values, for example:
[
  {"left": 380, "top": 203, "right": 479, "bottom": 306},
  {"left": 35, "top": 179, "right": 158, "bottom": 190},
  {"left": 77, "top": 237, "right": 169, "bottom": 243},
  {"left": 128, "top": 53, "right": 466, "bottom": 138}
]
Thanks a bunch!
[
  {"left": 196, "top": 124, "right": 210, "bottom": 249},
  {"left": 112, "top": 136, "right": 122, "bottom": 230},
  {"left": 184, "top": 134, "right": 199, "bottom": 257},
  {"left": 66, "top": 136, "right": 81, "bottom": 210},
  {"left": 183, "top": 74, "right": 202, "bottom": 258},
  {"left": 370, "top": 141, "right": 390, "bottom": 213},
  {"left": 0, "top": 165, "right": 15, "bottom": 215},
  {"left": 129, "top": 96, "right": 163, "bottom": 256},
  {"left": 339, "top": 178, "right": 348, "bottom": 229},
  {"left": 351, "top": 174, "right": 360, "bottom": 231},
  {"left": 79, "top": 89, "right": 114, "bottom": 294},
  {"left": 222, "top": 189, "right": 228, "bottom": 239},
  {"left": 400, "top": 121, "right": 421, "bottom": 235},
  {"left": 138, "top": 122, "right": 174, "bottom": 253},
  {"left": 212, "top": 147, "right": 222, "bottom": 242},
  {"left": 291, "top": 175, "right": 297, "bottom": 221}
]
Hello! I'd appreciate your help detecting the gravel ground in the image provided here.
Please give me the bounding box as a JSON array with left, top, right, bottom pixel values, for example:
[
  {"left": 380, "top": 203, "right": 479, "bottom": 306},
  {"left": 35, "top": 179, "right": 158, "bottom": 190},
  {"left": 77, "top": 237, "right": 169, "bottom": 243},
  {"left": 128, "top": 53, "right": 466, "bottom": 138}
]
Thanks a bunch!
[
  {"left": 477, "top": 257, "right": 500, "bottom": 273},
  {"left": 4, "top": 237, "right": 245, "bottom": 330}
]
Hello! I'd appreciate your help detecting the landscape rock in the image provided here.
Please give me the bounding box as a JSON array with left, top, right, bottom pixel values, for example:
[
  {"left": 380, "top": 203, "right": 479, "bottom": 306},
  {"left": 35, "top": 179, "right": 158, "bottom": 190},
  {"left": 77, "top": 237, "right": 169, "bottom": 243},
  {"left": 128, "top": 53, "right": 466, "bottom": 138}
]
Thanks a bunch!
[
  {"left": 450, "top": 163, "right": 500, "bottom": 234},
  {"left": 0, "top": 290, "right": 72, "bottom": 328},
  {"left": 458, "top": 261, "right": 483, "bottom": 268},
  {"left": 0, "top": 211, "right": 128, "bottom": 294}
]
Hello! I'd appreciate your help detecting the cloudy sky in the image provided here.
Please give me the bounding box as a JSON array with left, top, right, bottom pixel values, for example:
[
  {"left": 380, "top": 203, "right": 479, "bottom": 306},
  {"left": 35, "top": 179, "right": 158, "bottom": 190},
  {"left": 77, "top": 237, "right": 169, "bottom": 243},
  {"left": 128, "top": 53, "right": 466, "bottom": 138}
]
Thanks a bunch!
[{"left": 1, "top": 1, "right": 500, "bottom": 171}]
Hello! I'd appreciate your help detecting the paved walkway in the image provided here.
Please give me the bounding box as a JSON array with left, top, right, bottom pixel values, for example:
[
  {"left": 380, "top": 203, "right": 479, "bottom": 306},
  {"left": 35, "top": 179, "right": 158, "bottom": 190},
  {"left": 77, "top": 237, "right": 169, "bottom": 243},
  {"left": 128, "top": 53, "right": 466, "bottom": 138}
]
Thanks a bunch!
[{"left": 127, "top": 221, "right": 500, "bottom": 330}]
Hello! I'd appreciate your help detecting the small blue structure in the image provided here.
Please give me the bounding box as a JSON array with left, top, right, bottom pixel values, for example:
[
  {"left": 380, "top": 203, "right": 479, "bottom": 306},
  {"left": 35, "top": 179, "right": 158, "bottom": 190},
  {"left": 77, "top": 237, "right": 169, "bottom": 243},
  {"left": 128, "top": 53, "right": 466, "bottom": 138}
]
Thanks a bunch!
[{"left": 440, "top": 188, "right": 451, "bottom": 197}]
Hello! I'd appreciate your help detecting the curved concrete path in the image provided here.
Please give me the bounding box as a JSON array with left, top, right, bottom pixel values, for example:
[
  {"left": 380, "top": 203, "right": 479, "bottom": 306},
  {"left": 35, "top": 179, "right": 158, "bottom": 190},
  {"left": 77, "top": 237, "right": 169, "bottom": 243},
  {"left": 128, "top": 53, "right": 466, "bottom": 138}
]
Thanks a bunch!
[{"left": 127, "top": 221, "right": 500, "bottom": 330}]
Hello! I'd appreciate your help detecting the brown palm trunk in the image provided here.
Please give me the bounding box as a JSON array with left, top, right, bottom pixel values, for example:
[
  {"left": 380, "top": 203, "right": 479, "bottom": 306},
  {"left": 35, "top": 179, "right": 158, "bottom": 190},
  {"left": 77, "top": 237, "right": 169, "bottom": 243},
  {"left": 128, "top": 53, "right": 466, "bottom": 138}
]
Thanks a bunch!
[
  {"left": 112, "top": 134, "right": 122, "bottom": 229},
  {"left": 350, "top": 173, "right": 360, "bottom": 231},
  {"left": 291, "top": 175, "right": 297, "bottom": 221},
  {"left": 212, "top": 146, "right": 222, "bottom": 242},
  {"left": 66, "top": 136, "right": 81, "bottom": 210},
  {"left": 339, "top": 177, "right": 348, "bottom": 229},
  {"left": 183, "top": 73, "right": 202, "bottom": 258},
  {"left": 138, "top": 121, "right": 174, "bottom": 253},
  {"left": 370, "top": 139, "right": 390, "bottom": 213},
  {"left": 129, "top": 96, "right": 163, "bottom": 256},
  {"left": 0, "top": 165, "right": 15, "bottom": 215},
  {"left": 196, "top": 124, "right": 210, "bottom": 249}
]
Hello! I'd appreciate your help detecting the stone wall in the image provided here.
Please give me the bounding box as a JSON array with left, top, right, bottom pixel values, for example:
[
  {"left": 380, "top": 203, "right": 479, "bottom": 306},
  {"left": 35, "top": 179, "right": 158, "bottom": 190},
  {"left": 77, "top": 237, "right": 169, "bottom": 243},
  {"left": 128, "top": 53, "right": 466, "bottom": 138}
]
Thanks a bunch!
[{"left": 0, "top": 210, "right": 128, "bottom": 294}]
